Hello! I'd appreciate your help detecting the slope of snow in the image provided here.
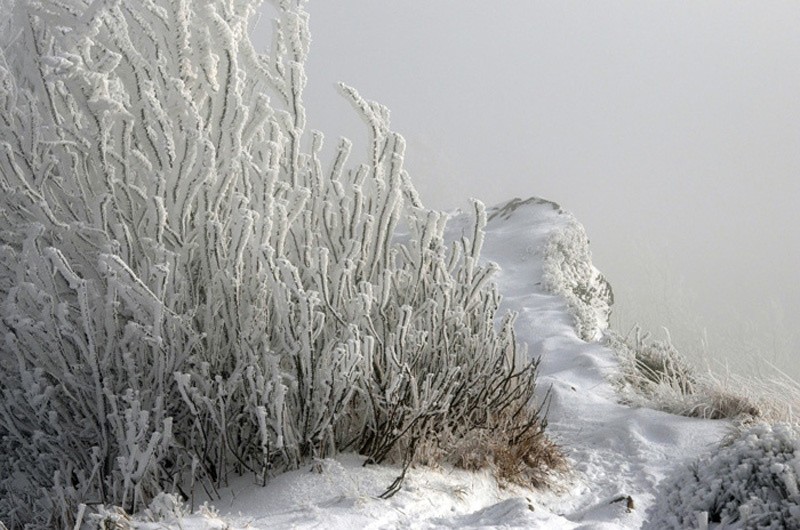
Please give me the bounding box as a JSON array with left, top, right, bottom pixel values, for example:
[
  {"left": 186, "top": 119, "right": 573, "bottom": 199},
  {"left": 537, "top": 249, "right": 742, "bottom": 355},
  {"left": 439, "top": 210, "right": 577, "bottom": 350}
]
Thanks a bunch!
[{"left": 146, "top": 198, "right": 730, "bottom": 529}]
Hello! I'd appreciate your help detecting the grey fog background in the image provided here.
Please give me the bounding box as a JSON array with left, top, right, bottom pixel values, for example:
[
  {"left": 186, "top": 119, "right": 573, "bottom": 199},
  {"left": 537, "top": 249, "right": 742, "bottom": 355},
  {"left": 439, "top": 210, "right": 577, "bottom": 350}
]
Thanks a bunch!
[{"left": 254, "top": 1, "right": 800, "bottom": 380}]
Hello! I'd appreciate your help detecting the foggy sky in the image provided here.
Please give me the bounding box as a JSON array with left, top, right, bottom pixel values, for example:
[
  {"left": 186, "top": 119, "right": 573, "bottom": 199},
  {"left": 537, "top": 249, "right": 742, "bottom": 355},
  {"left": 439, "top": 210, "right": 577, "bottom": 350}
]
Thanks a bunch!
[{"left": 254, "top": 1, "right": 800, "bottom": 378}]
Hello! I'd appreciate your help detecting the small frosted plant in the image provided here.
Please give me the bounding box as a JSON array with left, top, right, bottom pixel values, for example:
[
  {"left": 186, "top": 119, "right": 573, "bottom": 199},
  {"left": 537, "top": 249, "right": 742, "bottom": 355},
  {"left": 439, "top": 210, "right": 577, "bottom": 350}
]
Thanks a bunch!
[{"left": 647, "top": 423, "right": 800, "bottom": 529}]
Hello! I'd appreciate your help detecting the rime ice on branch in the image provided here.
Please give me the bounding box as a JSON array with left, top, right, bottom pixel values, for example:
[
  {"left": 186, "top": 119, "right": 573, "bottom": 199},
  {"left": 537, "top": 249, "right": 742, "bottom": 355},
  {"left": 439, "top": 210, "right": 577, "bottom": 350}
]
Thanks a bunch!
[{"left": 0, "top": 1, "right": 556, "bottom": 528}]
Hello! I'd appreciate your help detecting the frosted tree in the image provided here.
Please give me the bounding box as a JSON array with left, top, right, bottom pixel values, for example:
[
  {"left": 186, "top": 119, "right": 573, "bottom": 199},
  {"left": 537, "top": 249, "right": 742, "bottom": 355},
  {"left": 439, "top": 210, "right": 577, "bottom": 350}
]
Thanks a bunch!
[{"left": 0, "top": 1, "right": 559, "bottom": 527}]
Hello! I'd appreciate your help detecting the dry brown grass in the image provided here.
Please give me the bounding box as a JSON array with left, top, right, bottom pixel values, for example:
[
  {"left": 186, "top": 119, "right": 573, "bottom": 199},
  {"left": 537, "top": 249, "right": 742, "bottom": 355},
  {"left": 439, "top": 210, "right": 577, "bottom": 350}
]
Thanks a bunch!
[{"left": 445, "top": 413, "right": 567, "bottom": 489}]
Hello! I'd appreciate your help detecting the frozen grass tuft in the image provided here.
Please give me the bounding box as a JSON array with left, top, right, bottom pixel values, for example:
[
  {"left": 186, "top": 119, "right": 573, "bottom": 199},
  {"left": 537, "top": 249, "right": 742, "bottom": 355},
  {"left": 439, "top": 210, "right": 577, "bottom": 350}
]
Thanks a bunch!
[
  {"left": 444, "top": 399, "right": 567, "bottom": 490},
  {"left": 606, "top": 325, "right": 800, "bottom": 424}
]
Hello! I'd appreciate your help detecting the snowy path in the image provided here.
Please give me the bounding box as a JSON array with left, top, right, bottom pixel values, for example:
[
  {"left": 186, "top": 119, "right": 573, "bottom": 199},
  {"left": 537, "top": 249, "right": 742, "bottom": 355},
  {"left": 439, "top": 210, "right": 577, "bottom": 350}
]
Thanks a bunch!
[
  {"left": 158, "top": 198, "right": 729, "bottom": 529},
  {"left": 477, "top": 198, "right": 729, "bottom": 528}
]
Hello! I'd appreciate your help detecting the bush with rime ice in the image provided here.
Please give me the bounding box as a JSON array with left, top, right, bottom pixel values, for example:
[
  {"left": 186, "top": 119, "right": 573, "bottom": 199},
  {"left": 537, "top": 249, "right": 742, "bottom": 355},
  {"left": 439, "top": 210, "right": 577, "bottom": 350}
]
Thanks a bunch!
[
  {"left": 646, "top": 423, "right": 800, "bottom": 529},
  {"left": 0, "top": 1, "right": 558, "bottom": 527},
  {"left": 541, "top": 219, "right": 613, "bottom": 341}
]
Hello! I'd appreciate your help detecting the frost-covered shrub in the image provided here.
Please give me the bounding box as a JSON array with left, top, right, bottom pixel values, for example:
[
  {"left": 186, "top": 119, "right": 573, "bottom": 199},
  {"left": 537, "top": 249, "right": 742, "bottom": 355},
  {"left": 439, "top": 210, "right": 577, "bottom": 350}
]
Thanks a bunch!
[
  {"left": 542, "top": 219, "right": 613, "bottom": 341},
  {"left": 647, "top": 423, "right": 800, "bottom": 529},
  {"left": 0, "top": 1, "right": 555, "bottom": 527},
  {"left": 606, "top": 326, "right": 762, "bottom": 420}
]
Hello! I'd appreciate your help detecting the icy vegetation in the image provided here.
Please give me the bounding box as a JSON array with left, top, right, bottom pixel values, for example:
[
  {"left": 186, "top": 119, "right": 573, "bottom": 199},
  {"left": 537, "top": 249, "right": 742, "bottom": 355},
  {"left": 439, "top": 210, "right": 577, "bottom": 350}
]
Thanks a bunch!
[
  {"left": 605, "top": 326, "right": 762, "bottom": 421},
  {"left": 0, "top": 1, "right": 557, "bottom": 527},
  {"left": 647, "top": 423, "right": 800, "bottom": 529},
  {"left": 89, "top": 197, "right": 796, "bottom": 529},
  {"left": 2, "top": 1, "right": 799, "bottom": 529},
  {"left": 540, "top": 215, "right": 613, "bottom": 342}
]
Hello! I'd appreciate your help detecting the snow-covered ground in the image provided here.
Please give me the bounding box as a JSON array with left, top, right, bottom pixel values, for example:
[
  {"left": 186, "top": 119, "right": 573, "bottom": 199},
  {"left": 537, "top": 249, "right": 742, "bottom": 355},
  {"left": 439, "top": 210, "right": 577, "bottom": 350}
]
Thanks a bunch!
[{"left": 144, "top": 198, "right": 731, "bottom": 529}]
